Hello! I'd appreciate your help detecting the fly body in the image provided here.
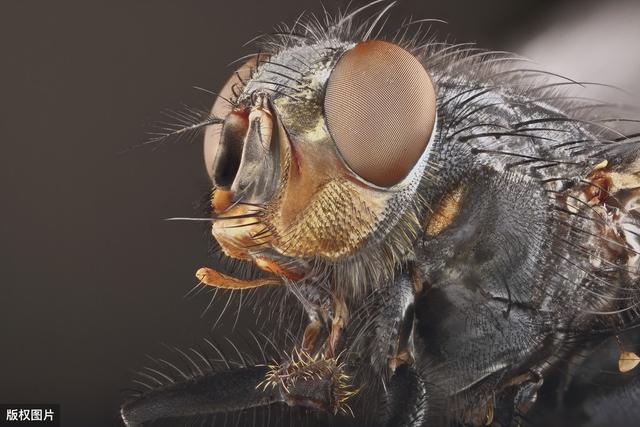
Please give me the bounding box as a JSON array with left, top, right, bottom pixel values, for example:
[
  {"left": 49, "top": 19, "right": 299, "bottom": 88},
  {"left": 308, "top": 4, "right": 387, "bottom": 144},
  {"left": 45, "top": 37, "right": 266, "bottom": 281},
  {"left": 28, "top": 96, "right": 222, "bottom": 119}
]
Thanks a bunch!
[{"left": 122, "top": 3, "right": 640, "bottom": 426}]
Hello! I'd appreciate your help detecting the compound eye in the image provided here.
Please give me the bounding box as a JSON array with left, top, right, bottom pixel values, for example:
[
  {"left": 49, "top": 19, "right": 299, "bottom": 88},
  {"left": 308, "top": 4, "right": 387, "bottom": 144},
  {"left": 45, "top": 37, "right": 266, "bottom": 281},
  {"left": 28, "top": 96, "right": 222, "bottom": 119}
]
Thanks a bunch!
[
  {"left": 204, "top": 57, "right": 256, "bottom": 178},
  {"left": 324, "top": 40, "right": 437, "bottom": 187}
]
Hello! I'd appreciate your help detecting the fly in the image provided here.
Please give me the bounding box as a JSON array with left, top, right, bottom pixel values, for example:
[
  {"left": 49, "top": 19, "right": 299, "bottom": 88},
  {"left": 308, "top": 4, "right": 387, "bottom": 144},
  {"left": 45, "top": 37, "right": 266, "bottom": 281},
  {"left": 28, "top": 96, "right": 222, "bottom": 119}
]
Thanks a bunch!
[{"left": 121, "top": 3, "right": 640, "bottom": 426}]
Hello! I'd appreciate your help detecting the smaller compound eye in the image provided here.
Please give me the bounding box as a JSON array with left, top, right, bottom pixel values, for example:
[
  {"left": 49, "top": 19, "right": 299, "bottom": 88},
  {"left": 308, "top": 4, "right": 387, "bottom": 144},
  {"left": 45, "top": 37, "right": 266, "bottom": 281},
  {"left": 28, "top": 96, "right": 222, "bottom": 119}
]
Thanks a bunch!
[
  {"left": 324, "top": 40, "right": 437, "bottom": 187},
  {"left": 204, "top": 58, "right": 256, "bottom": 178}
]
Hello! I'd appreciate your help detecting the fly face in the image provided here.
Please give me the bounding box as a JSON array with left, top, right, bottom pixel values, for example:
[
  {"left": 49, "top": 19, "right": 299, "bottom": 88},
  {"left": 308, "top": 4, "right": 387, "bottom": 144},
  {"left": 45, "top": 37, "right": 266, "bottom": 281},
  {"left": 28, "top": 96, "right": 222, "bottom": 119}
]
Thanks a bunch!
[{"left": 202, "top": 39, "right": 437, "bottom": 285}]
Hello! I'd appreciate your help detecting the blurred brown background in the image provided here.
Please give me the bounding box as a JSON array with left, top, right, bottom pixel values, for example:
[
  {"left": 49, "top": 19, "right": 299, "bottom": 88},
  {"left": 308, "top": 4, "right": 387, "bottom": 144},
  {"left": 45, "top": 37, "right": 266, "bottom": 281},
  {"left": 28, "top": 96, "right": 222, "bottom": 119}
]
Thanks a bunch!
[{"left": 1, "top": 0, "right": 637, "bottom": 426}]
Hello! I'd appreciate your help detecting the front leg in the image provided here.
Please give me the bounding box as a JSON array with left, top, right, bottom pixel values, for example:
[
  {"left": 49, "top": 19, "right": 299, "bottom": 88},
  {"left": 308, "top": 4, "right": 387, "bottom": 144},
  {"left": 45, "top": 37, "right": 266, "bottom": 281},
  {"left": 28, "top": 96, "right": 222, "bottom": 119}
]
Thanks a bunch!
[
  {"left": 121, "top": 365, "right": 281, "bottom": 426},
  {"left": 378, "top": 364, "right": 428, "bottom": 427},
  {"left": 370, "top": 268, "right": 419, "bottom": 373},
  {"left": 325, "top": 294, "right": 349, "bottom": 358},
  {"left": 264, "top": 290, "right": 356, "bottom": 414},
  {"left": 270, "top": 269, "right": 419, "bottom": 414}
]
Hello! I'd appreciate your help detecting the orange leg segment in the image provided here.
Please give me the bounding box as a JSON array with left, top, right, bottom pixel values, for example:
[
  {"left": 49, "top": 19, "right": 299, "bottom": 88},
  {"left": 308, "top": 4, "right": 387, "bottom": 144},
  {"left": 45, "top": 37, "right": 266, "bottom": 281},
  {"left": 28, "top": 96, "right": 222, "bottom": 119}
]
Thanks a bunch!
[{"left": 195, "top": 267, "right": 282, "bottom": 290}]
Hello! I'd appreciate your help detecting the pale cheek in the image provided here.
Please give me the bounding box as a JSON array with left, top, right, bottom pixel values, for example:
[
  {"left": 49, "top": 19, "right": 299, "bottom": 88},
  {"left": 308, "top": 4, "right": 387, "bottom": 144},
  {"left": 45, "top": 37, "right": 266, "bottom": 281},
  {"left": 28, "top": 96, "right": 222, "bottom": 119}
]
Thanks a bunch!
[
  {"left": 203, "top": 57, "right": 258, "bottom": 179},
  {"left": 203, "top": 125, "right": 221, "bottom": 178}
]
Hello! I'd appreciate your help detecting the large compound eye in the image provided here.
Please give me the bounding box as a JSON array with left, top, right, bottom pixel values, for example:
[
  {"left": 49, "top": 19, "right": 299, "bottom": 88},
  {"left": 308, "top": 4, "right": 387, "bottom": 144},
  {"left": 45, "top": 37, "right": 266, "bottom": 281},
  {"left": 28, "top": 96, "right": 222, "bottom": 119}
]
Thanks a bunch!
[
  {"left": 324, "top": 40, "right": 437, "bottom": 187},
  {"left": 204, "top": 58, "right": 256, "bottom": 178}
]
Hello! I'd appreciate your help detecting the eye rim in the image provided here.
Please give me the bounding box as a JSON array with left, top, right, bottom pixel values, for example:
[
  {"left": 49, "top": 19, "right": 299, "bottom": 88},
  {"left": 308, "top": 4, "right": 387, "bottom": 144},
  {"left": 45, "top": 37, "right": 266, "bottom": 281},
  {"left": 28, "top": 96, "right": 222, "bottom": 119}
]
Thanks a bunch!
[{"left": 323, "top": 40, "right": 437, "bottom": 188}]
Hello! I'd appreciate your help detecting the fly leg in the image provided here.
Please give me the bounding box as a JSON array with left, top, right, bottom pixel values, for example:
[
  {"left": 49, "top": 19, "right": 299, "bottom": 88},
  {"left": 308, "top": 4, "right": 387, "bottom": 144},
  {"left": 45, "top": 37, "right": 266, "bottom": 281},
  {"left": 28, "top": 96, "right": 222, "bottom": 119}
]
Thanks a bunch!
[
  {"left": 263, "top": 292, "right": 357, "bottom": 415},
  {"left": 301, "top": 318, "right": 324, "bottom": 354},
  {"left": 371, "top": 268, "right": 420, "bottom": 373},
  {"left": 120, "top": 290, "right": 354, "bottom": 425},
  {"left": 378, "top": 364, "right": 428, "bottom": 427},
  {"left": 120, "top": 365, "right": 282, "bottom": 427},
  {"left": 297, "top": 289, "right": 346, "bottom": 357},
  {"left": 270, "top": 267, "right": 420, "bottom": 415},
  {"left": 325, "top": 295, "right": 348, "bottom": 358},
  {"left": 119, "top": 363, "right": 354, "bottom": 426}
]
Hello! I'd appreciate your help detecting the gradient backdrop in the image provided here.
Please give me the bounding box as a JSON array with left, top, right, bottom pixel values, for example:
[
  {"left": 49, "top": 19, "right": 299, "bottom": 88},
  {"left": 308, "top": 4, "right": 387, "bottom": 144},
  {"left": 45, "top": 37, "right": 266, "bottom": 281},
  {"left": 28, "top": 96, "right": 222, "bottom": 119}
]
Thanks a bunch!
[{"left": 1, "top": 1, "right": 635, "bottom": 426}]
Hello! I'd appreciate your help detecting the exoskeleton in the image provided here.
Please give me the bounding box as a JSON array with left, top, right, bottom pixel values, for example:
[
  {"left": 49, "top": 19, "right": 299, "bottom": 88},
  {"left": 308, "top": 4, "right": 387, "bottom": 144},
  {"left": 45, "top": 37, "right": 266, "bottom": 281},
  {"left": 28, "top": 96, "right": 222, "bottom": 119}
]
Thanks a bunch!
[{"left": 121, "top": 3, "right": 640, "bottom": 426}]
